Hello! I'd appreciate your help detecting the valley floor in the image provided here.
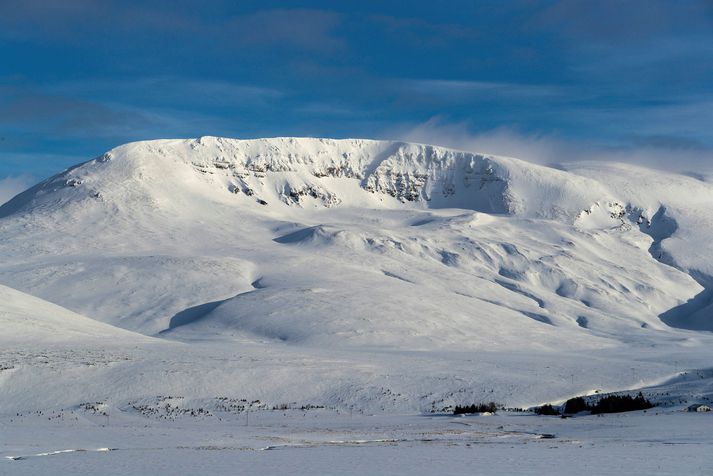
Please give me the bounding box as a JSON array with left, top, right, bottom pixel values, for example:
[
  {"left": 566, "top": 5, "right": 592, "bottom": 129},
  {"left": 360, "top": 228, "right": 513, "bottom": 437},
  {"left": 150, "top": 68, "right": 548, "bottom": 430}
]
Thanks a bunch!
[{"left": 3, "top": 408, "right": 713, "bottom": 475}]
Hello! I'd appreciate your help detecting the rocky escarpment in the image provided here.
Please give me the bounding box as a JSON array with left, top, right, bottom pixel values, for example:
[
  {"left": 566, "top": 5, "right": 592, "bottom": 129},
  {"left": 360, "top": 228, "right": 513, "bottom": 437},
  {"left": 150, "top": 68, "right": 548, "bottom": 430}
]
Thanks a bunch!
[{"left": 184, "top": 137, "right": 513, "bottom": 212}]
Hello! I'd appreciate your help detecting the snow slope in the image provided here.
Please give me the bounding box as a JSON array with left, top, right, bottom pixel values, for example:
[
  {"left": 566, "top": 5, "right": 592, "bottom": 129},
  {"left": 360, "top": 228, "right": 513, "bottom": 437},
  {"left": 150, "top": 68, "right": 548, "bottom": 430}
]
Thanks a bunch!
[
  {"left": 0, "top": 137, "right": 712, "bottom": 414},
  {"left": 0, "top": 284, "right": 149, "bottom": 344},
  {"left": 565, "top": 161, "right": 713, "bottom": 331}
]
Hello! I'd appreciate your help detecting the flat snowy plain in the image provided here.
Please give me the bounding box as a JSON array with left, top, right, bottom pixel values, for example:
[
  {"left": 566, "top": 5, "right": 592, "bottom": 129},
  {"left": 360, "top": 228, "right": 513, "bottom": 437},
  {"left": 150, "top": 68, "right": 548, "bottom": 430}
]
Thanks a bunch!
[
  {"left": 4, "top": 409, "right": 713, "bottom": 475},
  {"left": 1, "top": 137, "right": 712, "bottom": 474}
]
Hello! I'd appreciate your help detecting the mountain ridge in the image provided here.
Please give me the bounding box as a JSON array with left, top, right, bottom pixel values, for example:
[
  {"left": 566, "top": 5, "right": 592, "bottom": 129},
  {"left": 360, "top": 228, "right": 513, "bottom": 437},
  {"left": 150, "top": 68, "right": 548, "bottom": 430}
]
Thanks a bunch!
[{"left": 1, "top": 136, "right": 613, "bottom": 220}]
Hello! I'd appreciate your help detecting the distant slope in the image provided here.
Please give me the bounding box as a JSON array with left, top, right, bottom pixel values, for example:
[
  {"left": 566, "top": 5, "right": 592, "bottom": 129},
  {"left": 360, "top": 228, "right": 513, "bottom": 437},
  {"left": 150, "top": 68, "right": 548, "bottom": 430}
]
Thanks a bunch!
[{"left": 0, "top": 283, "right": 150, "bottom": 343}]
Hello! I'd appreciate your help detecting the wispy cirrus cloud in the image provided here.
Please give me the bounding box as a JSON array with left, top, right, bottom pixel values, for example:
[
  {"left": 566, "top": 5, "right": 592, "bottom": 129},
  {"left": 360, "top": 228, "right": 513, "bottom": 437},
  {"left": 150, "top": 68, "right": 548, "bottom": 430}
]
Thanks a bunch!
[
  {"left": 369, "top": 14, "right": 476, "bottom": 47},
  {"left": 0, "top": 76, "right": 285, "bottom": 148},
  {"left": 400, "top": 79, "right": 567, "bottom": 100},
  {"left": 526, "top": 0, "right": 713, "bottom": 99},
  {"left": 0, "top": 2, "right": 345, "bottom": 53},
  {"left": 0, "top": 0, "right": 195, "bottom": 42},
  {"left": 43, "top": 77, "right": 283, "bottom": 108},
  {"left": 530, "top": 0, "right": 713, "bottom": 44},
  {"left": 223, "top": 9, "right": 344, "bottom": 53},
  {"left": 0, "top": 87, "right": 154, "bottom": 137}
]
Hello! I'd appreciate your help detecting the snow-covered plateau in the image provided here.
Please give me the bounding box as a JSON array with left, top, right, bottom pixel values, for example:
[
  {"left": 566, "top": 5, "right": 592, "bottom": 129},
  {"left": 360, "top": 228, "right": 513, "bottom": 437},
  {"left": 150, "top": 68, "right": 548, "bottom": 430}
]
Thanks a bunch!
[{"left": 2, "top": 137, "right": 712, "bottom": 474}]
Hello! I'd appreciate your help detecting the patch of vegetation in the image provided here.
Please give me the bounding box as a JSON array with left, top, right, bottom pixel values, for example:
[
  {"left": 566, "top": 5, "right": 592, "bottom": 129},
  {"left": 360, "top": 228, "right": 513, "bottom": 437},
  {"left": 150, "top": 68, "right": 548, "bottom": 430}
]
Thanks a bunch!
[
  {"left": 79, "top": 402, "right": 108, "bottom": 416},
  {"left": 453, "top": 402, "right": 499, "bottom": 414},
  {"left": 563, "top": 396, "right": 590, "bottom": 414},
  {"left": 590, "top": 392, "right": 653, "bottom": 414},
  {"left": 533, "top": 404, "right": 560, "bottom": 416}
]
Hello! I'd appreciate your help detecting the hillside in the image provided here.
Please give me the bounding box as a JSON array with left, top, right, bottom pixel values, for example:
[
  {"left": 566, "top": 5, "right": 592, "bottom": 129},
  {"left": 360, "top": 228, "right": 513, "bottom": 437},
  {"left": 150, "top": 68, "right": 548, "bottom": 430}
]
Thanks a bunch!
[
  {"left": 1, "top": 137, "right": 712, "bottom": 413},
  {"left": 0, "top": 284, "right": 150, "bottom": 344}
]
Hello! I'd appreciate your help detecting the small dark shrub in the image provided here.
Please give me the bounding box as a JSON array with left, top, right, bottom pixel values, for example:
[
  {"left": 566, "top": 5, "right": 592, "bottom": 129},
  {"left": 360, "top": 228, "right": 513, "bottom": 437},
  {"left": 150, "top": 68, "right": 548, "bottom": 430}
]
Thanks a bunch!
[
  {"left": 453, "top": 402, "right": 499, "bottom": 414},
  {"left": 590, "top": 392, "right": 653, "bottom": 414},
  {"left": 563, "top": 397, "right": 591, "bottom": 414},
  {"left": 534, "top": 404, "right": 560, "bottom": 416}
]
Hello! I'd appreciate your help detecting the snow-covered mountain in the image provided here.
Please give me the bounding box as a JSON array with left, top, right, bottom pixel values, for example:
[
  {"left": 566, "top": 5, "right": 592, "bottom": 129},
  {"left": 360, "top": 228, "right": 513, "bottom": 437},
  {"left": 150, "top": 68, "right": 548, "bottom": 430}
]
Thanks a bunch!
[
  {"left": 1, "top": 137, "right": 712, "bottom": 413},
  {"left": 0, "top": 137, "right": 620, "bottom": 219}
]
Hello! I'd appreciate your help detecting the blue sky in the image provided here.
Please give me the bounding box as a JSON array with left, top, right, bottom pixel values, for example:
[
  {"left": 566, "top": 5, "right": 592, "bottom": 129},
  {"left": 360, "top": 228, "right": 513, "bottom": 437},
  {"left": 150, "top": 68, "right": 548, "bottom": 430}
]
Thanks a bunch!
[{"left": 1, "top": 0, "right": 712, "bottom": 197}]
